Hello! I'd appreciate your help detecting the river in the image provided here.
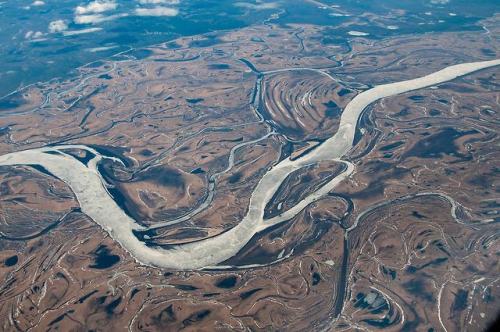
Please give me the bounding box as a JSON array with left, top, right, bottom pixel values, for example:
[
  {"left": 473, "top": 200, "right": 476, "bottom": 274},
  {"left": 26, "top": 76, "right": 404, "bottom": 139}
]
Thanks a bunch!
[{"left": 0, "top": 59, "right": 498, "bottom": 270}]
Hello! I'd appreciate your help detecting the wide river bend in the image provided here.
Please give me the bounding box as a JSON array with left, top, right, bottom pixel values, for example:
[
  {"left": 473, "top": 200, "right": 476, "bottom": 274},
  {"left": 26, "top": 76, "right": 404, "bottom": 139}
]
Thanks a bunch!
[{"left": 0, "top": 59, "right": 498, "bottom": 269}]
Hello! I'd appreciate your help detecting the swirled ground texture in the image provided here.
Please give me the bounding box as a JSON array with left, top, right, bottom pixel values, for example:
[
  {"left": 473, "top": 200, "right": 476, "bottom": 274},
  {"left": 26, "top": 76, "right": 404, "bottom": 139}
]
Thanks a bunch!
[{"left": 1, "top": 19, "right": 499, "bottom": 332}]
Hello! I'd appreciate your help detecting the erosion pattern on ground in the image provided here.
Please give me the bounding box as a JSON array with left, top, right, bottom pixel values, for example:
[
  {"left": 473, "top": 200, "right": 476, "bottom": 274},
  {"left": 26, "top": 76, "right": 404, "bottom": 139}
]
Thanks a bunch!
[{"left": 0, "top": 20, "right": 499, "bottom": 332}]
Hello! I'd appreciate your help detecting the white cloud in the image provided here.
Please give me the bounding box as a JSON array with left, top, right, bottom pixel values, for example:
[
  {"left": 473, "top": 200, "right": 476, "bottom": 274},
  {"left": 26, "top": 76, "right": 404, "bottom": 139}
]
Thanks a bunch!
[
  {"left": 74, "top": 14, "right": 106, "bottom": 24},
  {"left": 430, "top": 0, "right": 450, "bottom": 4},
  {"left": 32, "top": 1, "right": 45, "bottom": 6},
  {"left": 73, "top": 1, "right": 125, "bottom": 24},
  {"left": 48, "top": 20, "right": 68, "bottom": 33},
  {"left": 63, "top": 27, "right": 103, "bottom": 36},
  {"left": 134, "top": 6, "right": 179, "bottom": 16},
  {"left": 75, "top": 1, "right": 117, "bottom": 15},
  {"left": 138, "top": 0, "right": 180, "bottom": 4},
  {"left": 74, "top": 13, "right": 127, "bottom": 24},
  {"left": 234, "top": 2, "right": 280, "bottom": 10},
  {"left": 25, "top": 30, "right": 45, "bottom": 39},
  {"left": 86, "top": 45, "right": 118, "bottom": 52}
]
